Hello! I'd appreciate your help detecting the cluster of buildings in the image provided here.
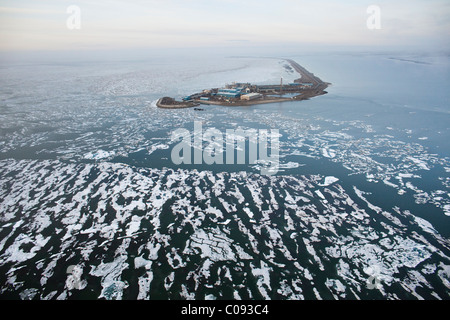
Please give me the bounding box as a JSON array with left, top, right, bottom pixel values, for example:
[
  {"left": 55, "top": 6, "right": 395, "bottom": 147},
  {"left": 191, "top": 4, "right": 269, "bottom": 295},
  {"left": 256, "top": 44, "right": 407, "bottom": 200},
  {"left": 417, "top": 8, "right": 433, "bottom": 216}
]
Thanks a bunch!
[{"left": 182, "top": 80, "right": 314, "bottom": 103}]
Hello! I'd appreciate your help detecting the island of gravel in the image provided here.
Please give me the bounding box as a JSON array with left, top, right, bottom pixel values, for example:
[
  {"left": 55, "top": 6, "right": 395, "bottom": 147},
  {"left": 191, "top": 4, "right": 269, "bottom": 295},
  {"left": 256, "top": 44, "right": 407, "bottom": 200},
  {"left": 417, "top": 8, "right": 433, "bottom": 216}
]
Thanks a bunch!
[{"left": 156, "top": 59, "right": 330, "bottom": 109}]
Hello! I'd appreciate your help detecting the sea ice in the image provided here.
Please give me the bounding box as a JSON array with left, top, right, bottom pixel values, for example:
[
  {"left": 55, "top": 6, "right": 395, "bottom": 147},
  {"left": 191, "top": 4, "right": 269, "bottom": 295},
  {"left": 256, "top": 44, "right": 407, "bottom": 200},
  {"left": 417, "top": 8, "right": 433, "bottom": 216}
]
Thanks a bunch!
[
  {"left": 320, "top": 176, "right": 339, "bottom": 186},
  {"left": 83, "top": 150, "right": 115, "bottom": 160}
]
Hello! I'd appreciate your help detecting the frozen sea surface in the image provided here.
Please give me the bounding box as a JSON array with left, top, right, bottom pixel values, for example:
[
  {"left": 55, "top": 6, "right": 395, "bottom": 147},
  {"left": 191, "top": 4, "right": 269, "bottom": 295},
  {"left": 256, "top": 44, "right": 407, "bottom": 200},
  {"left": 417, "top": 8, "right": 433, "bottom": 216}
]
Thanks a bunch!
[{"left": 0, "top": 159, "right": 449, "bottom": 299}]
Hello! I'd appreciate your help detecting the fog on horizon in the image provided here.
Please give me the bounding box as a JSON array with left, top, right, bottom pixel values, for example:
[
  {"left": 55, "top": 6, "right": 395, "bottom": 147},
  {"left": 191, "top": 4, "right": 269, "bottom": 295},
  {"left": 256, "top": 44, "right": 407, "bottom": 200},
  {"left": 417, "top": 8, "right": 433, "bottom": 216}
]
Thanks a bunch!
[{"left": 0, "top": 0, "right": 449, "bottom": 62}]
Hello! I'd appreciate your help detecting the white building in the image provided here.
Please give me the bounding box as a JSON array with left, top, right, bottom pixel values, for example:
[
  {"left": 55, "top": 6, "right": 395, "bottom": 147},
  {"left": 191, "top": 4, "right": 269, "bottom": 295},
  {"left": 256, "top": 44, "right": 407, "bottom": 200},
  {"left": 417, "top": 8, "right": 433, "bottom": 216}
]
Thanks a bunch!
[{"left": 240, "top": 93, "right": 262, "bottom": 101}]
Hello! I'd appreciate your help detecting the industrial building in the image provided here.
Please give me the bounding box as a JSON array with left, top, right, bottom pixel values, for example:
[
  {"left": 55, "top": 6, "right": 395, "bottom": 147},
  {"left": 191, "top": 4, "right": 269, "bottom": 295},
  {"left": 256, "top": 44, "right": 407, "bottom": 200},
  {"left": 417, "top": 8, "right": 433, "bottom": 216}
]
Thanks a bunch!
[
  {"left": 182, "top": 92, "right": 203, "bottom": 101},
  {"left": 215, "top": 88, "right": 242, "bottom": 98},
  {"left": 241, "top": 93, "right": 262, "bottom": 101}
]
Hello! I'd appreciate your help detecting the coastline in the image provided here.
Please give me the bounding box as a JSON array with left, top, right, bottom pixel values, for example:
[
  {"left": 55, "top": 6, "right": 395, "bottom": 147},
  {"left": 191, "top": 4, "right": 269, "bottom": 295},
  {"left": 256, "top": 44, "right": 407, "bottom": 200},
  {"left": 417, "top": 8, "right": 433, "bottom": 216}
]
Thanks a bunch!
[
  {"left": 197, "top": 90, "right": 328, "bottom": 107},
  {"left": 198, "top": 96, "right": 292, "bottom": 106}
]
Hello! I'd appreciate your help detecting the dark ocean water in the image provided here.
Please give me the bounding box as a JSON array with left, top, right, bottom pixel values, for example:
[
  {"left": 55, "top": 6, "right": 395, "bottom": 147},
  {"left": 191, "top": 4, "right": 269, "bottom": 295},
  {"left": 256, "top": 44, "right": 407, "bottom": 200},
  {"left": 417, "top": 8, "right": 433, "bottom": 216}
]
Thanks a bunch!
[{"left": 0, "top": 53, "right": 449, "bottom": 300}]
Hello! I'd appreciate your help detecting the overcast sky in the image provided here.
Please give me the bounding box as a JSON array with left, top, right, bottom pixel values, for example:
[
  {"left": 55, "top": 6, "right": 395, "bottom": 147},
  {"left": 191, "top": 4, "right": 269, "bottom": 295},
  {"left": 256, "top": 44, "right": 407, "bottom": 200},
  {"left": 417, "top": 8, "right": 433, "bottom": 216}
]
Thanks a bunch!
[{"left": 0, "top": 0, "right": 449, "bottom": 53}]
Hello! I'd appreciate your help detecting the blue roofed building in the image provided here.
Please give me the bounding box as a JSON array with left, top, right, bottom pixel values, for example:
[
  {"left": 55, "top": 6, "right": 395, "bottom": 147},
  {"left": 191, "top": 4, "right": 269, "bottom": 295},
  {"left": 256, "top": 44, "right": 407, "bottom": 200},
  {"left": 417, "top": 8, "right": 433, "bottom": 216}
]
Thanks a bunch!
[{"left": 216, "top": 88, "right": 242, "bottom": 98}]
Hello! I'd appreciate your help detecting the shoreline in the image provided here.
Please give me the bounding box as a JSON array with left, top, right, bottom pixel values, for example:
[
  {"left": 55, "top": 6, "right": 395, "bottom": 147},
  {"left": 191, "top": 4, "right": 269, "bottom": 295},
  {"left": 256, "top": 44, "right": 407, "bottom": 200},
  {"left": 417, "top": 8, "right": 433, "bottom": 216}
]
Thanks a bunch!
[
  {"left": 197, "top": 90, "right": 328, "bottom": 106},
  {"left": 198, "top": 96, "right": 293, "bottom": 106}
]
